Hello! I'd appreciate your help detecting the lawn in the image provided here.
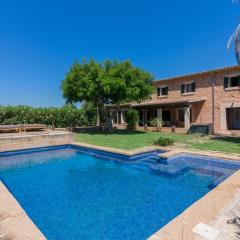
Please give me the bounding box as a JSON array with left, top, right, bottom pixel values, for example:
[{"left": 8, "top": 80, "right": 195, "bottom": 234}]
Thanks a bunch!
[{"left": 75, "top": 130, "right": 240, "bottom": 154}]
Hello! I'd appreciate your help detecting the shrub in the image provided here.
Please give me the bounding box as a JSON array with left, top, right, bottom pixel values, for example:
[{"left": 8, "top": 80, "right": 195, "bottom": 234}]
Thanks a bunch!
[
  {"left": 81, "top": 102, "right": 97, "bottom": 126},
  {"left": 126, "top": 109, "right": 139, "bottom": 130},
  {"left": 150, "top": 118, "right": 163, "bottom": 131},
  {"left": 154, "top": 136, "right": 174, "bottom": 146},
  {"left": 0, "top": 104, "right": 96, "bottom": 128}
]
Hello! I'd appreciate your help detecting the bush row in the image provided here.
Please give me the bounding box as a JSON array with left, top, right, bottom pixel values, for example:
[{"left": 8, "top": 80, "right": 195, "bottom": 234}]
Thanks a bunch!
[
  {"left": 0, "top": 104, "right": 96, "bottom": 128},
  {"left": 154, "top": 136, "right": 174, "bottom": 146}
]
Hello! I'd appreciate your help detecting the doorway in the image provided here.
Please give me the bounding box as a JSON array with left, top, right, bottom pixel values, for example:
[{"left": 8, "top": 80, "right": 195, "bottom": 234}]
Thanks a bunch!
[{"left": 227, "top": 107, "right": 240, "bottom": 130}]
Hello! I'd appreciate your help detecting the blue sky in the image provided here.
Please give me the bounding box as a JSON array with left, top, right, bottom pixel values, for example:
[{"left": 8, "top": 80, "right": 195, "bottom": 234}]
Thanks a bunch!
[{"left": 0, "top": 0, "right": 239, "bottom": 107}]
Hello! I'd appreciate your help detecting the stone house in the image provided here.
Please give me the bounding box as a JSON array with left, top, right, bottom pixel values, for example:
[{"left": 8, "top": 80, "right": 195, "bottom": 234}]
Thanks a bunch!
[{"left": 107, "top": 66, "right": 240, "bottom": 133}]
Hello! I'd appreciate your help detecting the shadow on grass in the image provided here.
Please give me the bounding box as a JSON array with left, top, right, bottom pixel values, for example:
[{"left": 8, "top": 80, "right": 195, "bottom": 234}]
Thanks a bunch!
[
  {"left": 210, "top": 136, "right": 240, "bottom": 145},
  {"left": 75, "top": 129, "right": 147, "bottom": 136}
]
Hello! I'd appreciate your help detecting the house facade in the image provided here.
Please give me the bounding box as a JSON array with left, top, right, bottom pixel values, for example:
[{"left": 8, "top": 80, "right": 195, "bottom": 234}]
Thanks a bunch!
[{"left": 108, "top": 66, "right": 240, "bottom": 132}]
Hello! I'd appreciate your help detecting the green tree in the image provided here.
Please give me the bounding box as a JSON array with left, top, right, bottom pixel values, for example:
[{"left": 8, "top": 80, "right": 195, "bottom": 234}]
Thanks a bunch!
[
  {"left": 81, "top": 101, "right": 97, "bottom": 126},
  {"left": 61, "top": 59, "right": 154, "bottom": 131}
]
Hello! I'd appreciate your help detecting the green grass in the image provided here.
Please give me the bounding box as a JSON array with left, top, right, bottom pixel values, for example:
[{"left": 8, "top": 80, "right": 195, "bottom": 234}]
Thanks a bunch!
[{"left": 74, "top": 129, "right": 240, "bottom": 154}]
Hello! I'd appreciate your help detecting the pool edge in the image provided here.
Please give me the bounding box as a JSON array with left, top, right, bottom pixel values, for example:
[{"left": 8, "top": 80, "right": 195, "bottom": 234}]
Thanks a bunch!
[
  {"left": 148, "top": 169, "right": 240, "bottom": 240},
  {"left": 71, "top": 141, "right": 169, "bottom": 156},
  {"left": 1, "top": 143, "right": 240, "bottom": 240},
  {"left": 0, "top": 181, "right": 46, "bottom": 240}
]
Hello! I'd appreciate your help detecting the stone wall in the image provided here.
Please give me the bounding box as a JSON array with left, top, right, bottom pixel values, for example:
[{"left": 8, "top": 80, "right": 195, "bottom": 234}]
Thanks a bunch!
[
  {"left": 153, "top": 67, "right": 240, "bottom": 131},
  {"left": 0, "top": 131, "right": 73, "bottom": 152},
  {"left": 214, "top": 71, "right": 240, "bottom": 131},
  {"left": 153, "top": 73, "right": 213, "bottom": 128}
]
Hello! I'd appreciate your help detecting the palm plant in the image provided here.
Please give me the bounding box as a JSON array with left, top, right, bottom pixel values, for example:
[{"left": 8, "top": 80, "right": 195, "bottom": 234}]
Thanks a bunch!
[{"left": 228, "top": 0, "right": 240, "bottom": 64}]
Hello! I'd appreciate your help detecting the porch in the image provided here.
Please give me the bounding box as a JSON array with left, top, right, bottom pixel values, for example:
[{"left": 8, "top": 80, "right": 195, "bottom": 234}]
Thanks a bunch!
[
  {"left": 133, "top": 98, "right": 206, "bottom": 130},
  {"left": 108, "top": 98, "right": 206, "bottom": 131},
  {"left": 137, "top": 107, "right": 191, "bottom": 129}
]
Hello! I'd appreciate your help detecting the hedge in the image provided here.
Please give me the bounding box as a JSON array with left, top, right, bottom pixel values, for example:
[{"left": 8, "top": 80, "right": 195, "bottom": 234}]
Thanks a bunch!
[{"left": 0, "top": 104, "right": 96, "bottom": 128}]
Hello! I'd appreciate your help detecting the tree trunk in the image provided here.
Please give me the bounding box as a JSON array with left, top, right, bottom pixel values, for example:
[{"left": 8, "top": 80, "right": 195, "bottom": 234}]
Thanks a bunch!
[
  {"left": 98, "top": 106, "right": 113, "bottom": 132},
  {"left": 105, "top": 115, "right": 113, "bottom": 132}
]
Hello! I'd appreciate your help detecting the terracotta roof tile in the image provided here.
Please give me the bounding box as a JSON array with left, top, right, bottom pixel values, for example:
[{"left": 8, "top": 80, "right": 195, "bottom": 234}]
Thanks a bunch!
[
  {"left": 154, "top": 65, "right": 240, "bottom": 83},
  {"left": 131, "top": 97, "right": 206, "bottom": 107}
]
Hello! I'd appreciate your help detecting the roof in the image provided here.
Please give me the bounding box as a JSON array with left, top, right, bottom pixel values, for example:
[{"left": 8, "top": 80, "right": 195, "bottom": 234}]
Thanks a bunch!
[
  {"left": 106, "top": 97, "right": 206, "bottom": 109},
  {"left": 154, "top": 65, "right": 240, "bottom": 83},
  {"left": 132, "top": 97, "right": 206, "bottom": 108}
]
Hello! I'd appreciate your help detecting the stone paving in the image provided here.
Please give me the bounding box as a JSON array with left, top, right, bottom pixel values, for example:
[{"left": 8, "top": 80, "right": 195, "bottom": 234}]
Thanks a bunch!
[{"left": 211, "top": 190, "right": 240, "bottom": 240}]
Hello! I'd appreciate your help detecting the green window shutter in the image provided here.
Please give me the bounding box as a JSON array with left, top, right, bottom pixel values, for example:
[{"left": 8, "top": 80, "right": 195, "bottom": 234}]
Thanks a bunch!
[
  {"left": 157, "top": 88, "right": 160, "bottom": 96},
  {"left": 181, "top": 84, "right": 185, "bottom": 94},
  {"left": 224, "top": 77, "right": 229, "bottom": 89},
  {"left": 192, "top": 82, "right": 196, "bottom": 92}
]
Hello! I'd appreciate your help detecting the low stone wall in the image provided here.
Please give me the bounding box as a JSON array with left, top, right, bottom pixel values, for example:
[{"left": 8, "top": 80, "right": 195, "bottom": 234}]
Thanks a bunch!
[
  {"left": 137, "top": 126, "right": 188, "bottom": 134},
  {"left": 113, "top": 124, "right": 188, "bottom": 134},
  {"left": 0, "top": 131, "right": 73, "bottom": 152},
  {"left": 73, "top": 126, "right": 102, "bottom": 133}
]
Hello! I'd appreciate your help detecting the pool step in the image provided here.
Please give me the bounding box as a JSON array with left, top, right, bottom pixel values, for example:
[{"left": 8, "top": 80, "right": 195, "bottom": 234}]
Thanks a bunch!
[{"left": 91, "top": 151, "right": 236, "bottom": 189}]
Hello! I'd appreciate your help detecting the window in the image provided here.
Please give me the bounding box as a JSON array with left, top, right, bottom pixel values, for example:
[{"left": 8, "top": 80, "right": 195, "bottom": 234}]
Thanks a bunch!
[
  {"left": 157, "top": 86, "right": 168, "bottom": 97},
  {"left": 224, "top": 76, "right": 240, "bottom": 89},
  {"left": 181, "top": 82, "right": 196, "bottom": 94}
]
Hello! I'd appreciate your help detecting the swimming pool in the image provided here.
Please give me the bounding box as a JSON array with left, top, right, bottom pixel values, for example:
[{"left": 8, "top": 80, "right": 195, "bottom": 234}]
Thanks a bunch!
[{"left": 0, "top": 145, "right": 239, "bottom": 240}]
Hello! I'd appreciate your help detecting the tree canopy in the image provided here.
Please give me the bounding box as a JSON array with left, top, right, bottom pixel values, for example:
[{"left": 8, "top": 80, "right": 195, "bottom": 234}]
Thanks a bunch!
[{"left": 61, "top": 59, "right": 154, "bottom": 107}]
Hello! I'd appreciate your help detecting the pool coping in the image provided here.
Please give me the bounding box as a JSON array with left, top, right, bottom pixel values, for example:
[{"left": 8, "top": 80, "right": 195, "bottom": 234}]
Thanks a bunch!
[
  {"left": 1, "top": 143, "right": 240, "bottom": 239},
  {"left": 71, "top": 141, "right": 240, "bottom": 161},
  {"left": 159, "top": 148, "right": 240, "bottom": 162},
  {"left": 71, "top": 141, "right": 170, "bottom": 156}
]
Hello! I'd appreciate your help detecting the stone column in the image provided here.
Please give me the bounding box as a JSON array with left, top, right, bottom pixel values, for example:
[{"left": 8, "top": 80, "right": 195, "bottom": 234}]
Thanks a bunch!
[
  {"left": 116, "top": 111, "right": 119, "bottom": 125},
  {"left": 175, "top": 108, "right": 179, "bottom": 122},
  {"left": 120, "top": 110, "right": 124, "bottom": 123},
  {"left": 184, "top": 107, "right": 190, "bottom": 129},
  {"left": 157, "top": 108, "right": 162, "bottom": 127}
]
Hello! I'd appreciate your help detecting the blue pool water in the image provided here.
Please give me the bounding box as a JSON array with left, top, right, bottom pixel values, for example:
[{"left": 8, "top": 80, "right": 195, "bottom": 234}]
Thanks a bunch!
[{"left": 0, "top": 145, "right": 239, "bottom": 240}]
